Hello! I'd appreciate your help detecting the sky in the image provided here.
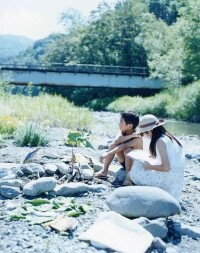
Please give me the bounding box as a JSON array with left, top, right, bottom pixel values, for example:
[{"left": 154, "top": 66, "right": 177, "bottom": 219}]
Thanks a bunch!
[{"left": 0, "top": 0, "right": 117, "bottom": 40}]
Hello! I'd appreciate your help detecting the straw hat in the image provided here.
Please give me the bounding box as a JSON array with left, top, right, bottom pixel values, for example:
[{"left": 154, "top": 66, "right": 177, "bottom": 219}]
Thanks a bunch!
[{"left": 137, "top": 114, "right": 165, "bottom": 133}]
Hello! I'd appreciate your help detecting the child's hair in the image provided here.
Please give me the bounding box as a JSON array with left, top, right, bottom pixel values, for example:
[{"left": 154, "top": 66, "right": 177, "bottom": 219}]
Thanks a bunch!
[
  {"left": 149, "top": 126, "right": 182, "bottom": 157},
  {"left": 121, "top": 112, "right": 139, "bottom": 130}
]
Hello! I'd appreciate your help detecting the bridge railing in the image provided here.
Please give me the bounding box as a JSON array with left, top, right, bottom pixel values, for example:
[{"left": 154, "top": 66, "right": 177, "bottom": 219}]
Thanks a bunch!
[{"left": 0, "top": 62, "right": 149, "bottom": 76}]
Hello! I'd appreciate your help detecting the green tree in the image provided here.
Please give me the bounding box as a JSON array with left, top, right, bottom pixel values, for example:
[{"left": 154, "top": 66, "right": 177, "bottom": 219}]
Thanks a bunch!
[{"left": 179, "top": 0, "right": 200, "bottom": 81}]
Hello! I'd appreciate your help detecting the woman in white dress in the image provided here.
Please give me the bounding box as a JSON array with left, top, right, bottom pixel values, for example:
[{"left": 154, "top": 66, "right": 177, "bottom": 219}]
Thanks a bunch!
[{"left": 129, "top": 114, "right": 185, "bottom": 200}]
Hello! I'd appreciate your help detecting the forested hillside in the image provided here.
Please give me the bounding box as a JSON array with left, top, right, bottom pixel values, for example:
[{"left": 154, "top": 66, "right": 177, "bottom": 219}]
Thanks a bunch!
[
  {"left": 18, "top": 0, "right": 199, "bottom": 85},
  {"left": 0, "top": 35, "right": 33, "bottom": 61}
]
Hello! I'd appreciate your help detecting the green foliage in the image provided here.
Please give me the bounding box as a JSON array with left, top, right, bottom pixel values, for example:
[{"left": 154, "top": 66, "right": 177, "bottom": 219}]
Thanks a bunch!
[
  {"left": 15, "top": 123, "right": 49, "bottom": 147},
  {"left": 7, "top": 197, "right": 92, "bottom": 223},
  {"left": 166, "top": 81, "right": 200, "bottom": 122},
  {"left": 0, "top": 94, "right": 93, "bottom": 130},
  {"left": 179, "top": 0, "right": 200, "bottom": 81},
  {"left": 0, "top": 115, "right": 19, "bottom": 135},
  {"left": 106, "top": 81, "right": 200, "bottom": 122},
  {"left": 66, "top": 130, "right": 94, "bottom": 149}
]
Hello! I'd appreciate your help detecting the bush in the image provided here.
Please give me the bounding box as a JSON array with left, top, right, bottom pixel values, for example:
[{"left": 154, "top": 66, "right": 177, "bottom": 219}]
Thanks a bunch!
[
  {"left": 106, "top": 91, "right": 172, "bottom": 117},
  {"left": 0, "top": 115, "right": 19, "bottom": 135},
  {"left": 15, "top": 123, "right": 49, "bottom": 147},
  {"left": 166, "top": 81, "right": 200, "bottom": 122}
]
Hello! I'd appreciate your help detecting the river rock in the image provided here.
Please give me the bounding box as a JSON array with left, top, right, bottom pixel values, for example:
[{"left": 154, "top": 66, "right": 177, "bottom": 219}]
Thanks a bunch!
[
  {"left": 53, "top": 182, "right": 107, "bottom": 197},
  {"left": 132, "top": 217, "right": 168, "bottom": 239},
  {"left": 0, "top": 168, "right": 15, "bottom": 180},
  {"left": 80, "top": 164, "right": 94, "bottom": 180},
  {"left": 151, "top": 237, "right": 167, "bottom": 251},
  {"left": 1, "top": 186, "right": 21, "bottom": 199},
  {"left": 43, "top": 163, "right": 57, "bottom": 175},
  {"left": 56, "top": 162, "right": 69, "bottom": 175},
  {"left": 21, "top": 163, "right": 45, "bottom": 176},
  {"left": 0, "top": 179, "right": 23, "bottom": 189},
  {"left": 172, "top": 222, "right": 200, "bottom": 239},
  {"left": 106, "top": 186, "right": 181, "bottom": 218},
  {"left": 23, "top": 177, "right": 57, "bottom": 196},
  {"left": 116, "top": 167, "right": 126, "bottom": 182},
  {"left": 42, "top": 152, "right": 59, "bottom": 159}
]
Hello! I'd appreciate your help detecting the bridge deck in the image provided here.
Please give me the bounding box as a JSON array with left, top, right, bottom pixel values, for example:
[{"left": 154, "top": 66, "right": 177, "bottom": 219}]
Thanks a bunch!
[{"left": 0, "top": 62, "right": 149, "bottom": 77}]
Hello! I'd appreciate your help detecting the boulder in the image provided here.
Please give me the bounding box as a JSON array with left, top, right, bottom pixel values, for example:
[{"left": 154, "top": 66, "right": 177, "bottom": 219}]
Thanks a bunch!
[
  {"left": 1, "top": 186, "right": 21, "bottom": 199},
  {"left": 106, "top": 186, "right": 181, "bottom": 218},
  {"left": 23, "top": 177, "right": 57, "bottom": 197},
  {"left": 43, "top": 163, "right": 57, "bottom": 175},
  {"left": 0, "top": 179, "right": 23, "bottom": 189}
]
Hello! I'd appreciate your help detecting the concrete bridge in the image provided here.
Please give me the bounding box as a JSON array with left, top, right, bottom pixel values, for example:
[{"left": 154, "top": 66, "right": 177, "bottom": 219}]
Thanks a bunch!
[{"left": 0, "top": 62, "right": 163, "bottom": 89}]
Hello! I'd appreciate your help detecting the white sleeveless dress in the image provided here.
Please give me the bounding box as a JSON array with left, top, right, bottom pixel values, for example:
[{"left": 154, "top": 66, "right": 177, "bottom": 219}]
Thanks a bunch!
[{"left": 130, "top": 135, "right": 185, "bottom": 200}]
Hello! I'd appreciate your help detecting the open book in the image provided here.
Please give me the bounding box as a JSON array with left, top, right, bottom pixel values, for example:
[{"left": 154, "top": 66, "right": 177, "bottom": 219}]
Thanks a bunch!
[{"left": 126, "top": 149, "right": 160, "bottom": 165}]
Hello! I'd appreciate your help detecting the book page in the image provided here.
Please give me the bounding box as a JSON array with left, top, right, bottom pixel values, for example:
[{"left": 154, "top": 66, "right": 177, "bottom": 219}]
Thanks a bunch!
[{"left": 126, "top": 149, "right": 160, "bottom": 165}]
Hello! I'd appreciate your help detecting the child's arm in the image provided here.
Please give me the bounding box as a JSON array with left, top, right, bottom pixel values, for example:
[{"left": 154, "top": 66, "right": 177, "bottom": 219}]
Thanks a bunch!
[
  {"left": 114, "top": 133, "right": 140, "bottom": 145},
  {"left": 100, "top": 138, "right": 140, "bottom": 163}
]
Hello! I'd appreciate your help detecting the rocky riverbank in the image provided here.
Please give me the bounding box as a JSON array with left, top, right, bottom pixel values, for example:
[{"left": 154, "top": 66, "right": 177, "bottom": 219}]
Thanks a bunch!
[{"left": 0, "top": 112, "right": 200, "bottom": 253}]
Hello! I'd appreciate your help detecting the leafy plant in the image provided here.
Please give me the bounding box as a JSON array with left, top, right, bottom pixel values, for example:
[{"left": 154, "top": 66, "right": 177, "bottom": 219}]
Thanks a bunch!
[
  {"left": 66, "top": 130, "right": 94, "bottom": 149},
  {"left": 0, "top": 115, "right": 19, "bottom": 135},
  {"left": 15, "top": 123, "right": 49, "bottom": 147}
]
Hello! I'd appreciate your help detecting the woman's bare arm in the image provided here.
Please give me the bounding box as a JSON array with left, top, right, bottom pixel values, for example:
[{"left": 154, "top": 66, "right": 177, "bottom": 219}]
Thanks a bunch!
[{"left": 143, "top": 140, "right": 170, "bottom": 172}]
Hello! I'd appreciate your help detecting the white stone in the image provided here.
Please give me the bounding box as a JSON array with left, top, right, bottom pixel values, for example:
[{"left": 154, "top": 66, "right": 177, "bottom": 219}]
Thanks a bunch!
[
  {"left": 80, "top": 164, "right": 94, "bottom": 180},
  {"left": 0, "top": 179, "right": 23, "bottom": 189},
  {"left": 56, "top": 162, "right": 69, "bottom": 175},
  {"left": 79, "top": 211, "right": 153, "bottom": 253},
  {"left": 23, "top": 177, "right": 57, "bottom": 197},
  {"left": 43, "top": 163, "right": 57, "bottom": 175}
]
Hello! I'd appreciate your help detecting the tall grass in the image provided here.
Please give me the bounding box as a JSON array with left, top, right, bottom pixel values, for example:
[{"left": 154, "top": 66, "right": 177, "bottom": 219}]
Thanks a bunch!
[{"left": 0, "top": 93, "right": 93, "bottom": 131}]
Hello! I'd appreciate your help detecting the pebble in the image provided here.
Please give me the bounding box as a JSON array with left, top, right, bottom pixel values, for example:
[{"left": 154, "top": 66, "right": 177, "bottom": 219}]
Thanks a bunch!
[{"left": 1, "top": 185, "right": 21, "bottom": 198}]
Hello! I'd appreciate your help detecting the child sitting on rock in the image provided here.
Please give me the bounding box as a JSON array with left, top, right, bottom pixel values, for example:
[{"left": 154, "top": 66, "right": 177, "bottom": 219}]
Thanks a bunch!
[{"left": 94, "top": 112, "right": 142, "bottom": 185}]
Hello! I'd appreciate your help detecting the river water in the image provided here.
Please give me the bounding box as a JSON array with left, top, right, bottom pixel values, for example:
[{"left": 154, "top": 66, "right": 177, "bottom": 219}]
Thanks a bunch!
[{"left": 165, "top": 121, "right": 200, "bottom": 136}]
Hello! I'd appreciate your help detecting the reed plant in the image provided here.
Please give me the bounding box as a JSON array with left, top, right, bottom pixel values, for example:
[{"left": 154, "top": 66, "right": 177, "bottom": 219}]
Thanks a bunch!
[{"left": 0, "top": 93, "right": 93, "bottom": 130}]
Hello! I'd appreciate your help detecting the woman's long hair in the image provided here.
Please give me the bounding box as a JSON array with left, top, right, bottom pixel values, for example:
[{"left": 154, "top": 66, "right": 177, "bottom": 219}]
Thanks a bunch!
[{"left": 149, "top": 126, "right": 182, "bottom": 157}]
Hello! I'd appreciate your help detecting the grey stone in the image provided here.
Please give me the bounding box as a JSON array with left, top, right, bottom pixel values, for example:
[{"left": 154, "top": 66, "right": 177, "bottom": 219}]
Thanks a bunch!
[
  {"left": 53, "top": 182, "right": 91, "bottom": 196},
  {"left": 116, "top": 168, "right": 126, "bottom": 182},
  {"left": 20, "top": 163, "right": 45, "bottom": 176},
  {"left": 106, "top": 186, "right": 181, "bottom": 218},
  {"left": 42, "top": 152, "right": 59, "bottom": 159},
  {"left": 53, "top": 182, "right": 107, "bottom": 197},
  {"left": 133, "top": 217, "right": 168, "bottom": 239},
  {"left": 56, "top": 162, "right": 69, "bottom": 175},
  {"left": 43, "top": 163, "right": 57, "bottom": 175},
  {"left": 151, "top": 237, "right": 167, "bottom": 251},
  {"left": 80, "top": 164, "right": 94, "bottom": 180},
  {"left": 16, "top": 169, "right": 24, "bottom": 177},
  {"left": 23, "top": 177, "right": 57, "bottom": 197},
  {"left": 20, "top": 165, "right": 34, "bottom": 175},
  {"left": 172, "top": 222, "right": 200, "bottom": 239},
  {"left": 90, "top": 184, "right": 108, "bottom": 192},
  {"left": 98, "top": 145, "right": 109, "bottom": 150},
  {"left": 1, "top": 186, "right": 21, "bottom": 199},
  {"left": 0, "top": 179, "right": 23, "bottom": 189},
  {"left": 0, "top": 168, "right": 15, "bottom": 180}
]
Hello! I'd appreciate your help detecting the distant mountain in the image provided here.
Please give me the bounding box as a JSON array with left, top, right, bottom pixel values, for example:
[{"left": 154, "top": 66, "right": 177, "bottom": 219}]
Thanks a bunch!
[{"left": 0, "top": 34, "right": 34, "bottom": 61}]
